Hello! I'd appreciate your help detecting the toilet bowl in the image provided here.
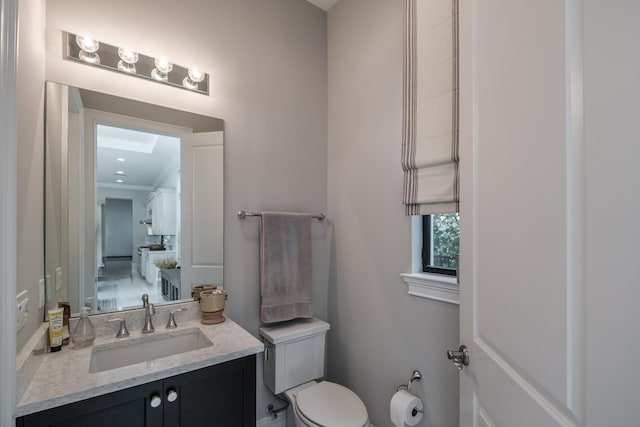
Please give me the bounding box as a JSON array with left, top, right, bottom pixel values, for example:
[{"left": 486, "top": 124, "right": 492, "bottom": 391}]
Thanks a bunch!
[
  {"left": 260, "top": 318, "right": 369, "bottom": 427},
  {"left": 284, "top": 381, "right": 369, "bottom": 427}
]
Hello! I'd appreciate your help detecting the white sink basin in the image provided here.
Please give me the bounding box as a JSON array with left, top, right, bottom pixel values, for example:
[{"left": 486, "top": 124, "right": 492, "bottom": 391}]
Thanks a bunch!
[{"left": 89, "top": 327, "right": 213, "bottom": 373}]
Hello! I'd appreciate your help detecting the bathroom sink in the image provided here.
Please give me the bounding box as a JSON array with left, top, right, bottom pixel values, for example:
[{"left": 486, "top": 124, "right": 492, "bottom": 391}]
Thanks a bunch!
[{"left": 89, "top": 327, "right": 213, "bottom": 373}]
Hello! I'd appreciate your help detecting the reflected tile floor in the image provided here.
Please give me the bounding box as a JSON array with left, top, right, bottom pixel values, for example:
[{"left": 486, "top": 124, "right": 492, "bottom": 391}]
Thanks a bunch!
[{"left": 97, "top": 258, "right": 164, "bottom": 310}]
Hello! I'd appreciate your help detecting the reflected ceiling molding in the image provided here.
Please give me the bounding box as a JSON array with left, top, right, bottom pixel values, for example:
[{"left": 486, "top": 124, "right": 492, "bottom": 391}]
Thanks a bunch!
[{"left": 64, "top": 31, "right": 210, "bottom": 96}]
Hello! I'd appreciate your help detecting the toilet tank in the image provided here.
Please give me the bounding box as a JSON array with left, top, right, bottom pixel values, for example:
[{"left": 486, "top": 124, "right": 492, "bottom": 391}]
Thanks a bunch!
[{"left": 259, "top": 318, "right": 330, "bottom": 395}]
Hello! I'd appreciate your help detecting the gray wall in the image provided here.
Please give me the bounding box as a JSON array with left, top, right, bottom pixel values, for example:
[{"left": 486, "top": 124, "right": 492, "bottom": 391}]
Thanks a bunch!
[
  {"left": 25, "top": 0, "right": 328, "bottom": 419},
  {"left": 103, "top": 198, "right": 133, "bottom": 258},
  {"left": 16, "top": 0, "right": 46, "bottom": 351},
  {"left": 15, "top": 0, "right": 460, "bottom": 424},
  {"left": 326, "top": 1, "right": 460, "bottom": 426}
]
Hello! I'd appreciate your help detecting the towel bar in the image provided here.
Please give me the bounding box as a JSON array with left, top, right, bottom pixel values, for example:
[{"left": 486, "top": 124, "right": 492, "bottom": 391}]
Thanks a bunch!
[{"left": 237, "top": 210, "right": 325, "bottom": 220}]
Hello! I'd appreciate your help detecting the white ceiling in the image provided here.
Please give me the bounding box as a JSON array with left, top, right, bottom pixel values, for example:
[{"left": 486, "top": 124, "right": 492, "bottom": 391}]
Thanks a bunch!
[
  {"left": 96, "top": 125, "right": 180, "bottom": 190},
  {"left": 306, "top": 0, "right": 339, "bottom": 11}
]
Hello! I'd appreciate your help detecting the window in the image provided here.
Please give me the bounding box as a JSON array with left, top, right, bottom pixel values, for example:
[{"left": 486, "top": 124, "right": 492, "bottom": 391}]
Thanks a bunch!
[{"left": 422, "top": 213, "right": 459, "bottom": 276}]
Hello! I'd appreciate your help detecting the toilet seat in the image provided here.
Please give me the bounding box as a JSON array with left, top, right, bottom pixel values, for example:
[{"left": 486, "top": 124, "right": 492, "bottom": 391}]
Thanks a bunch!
[{"left": 294, "top": 381, "right": 368, "bottom": 427}]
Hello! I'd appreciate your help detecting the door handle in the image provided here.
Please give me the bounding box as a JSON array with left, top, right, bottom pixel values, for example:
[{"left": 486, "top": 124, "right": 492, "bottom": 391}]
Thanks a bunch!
[{"left": 447, "top": 345, "right": 469, "bottom": 371}]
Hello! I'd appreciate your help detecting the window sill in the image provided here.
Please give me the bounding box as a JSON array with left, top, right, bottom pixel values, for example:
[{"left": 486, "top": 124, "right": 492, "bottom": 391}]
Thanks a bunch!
[{"left": 400, "top": 273, "right": 459, "bottom": 305}]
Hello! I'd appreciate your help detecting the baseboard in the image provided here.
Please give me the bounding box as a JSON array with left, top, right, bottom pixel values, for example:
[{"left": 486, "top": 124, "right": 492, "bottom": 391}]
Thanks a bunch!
[{"left": 256, "top": 415, "right": 287, "bottom": 427}]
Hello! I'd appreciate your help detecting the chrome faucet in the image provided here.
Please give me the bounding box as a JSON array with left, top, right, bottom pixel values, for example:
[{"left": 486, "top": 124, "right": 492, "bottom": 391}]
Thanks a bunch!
[{"left": 142, "top": 303, "right": 156, "bottom": 333}]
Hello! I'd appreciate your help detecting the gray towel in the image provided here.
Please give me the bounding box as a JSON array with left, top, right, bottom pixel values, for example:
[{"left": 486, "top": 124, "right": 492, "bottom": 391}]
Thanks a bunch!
[{"left": 260, "top": 212, "right": 313, "bottom": 324}]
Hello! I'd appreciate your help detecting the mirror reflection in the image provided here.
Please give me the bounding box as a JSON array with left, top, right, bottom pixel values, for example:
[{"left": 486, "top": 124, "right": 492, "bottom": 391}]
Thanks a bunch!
[{"left": 45, "top": 81, "right": 224, "bottom": 315}]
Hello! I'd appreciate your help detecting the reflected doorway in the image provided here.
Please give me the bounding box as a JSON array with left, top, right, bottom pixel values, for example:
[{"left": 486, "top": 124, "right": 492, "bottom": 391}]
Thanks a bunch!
[{"left": 94, "top": 123, "right": 180, "bottom": 311}]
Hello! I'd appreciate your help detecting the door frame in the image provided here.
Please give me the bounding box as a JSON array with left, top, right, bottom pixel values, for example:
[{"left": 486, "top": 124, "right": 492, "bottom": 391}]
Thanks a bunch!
[{"left": 0, "top": 0, "right": 19, "bottom": 425}]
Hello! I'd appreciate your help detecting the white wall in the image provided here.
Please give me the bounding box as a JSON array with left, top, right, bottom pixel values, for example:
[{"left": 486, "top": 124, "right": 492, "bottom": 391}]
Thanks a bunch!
[
  {"left": 15, "top": 0, "right": 46, "bottom": 352},
  {"left": 326, "top": 1, "right": 459, "bottom": 426}
]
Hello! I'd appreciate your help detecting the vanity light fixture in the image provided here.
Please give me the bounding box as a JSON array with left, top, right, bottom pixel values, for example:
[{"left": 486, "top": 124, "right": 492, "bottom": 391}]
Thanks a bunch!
[{"left": 64, "top": 31, "right": 210, "bottom": 95}]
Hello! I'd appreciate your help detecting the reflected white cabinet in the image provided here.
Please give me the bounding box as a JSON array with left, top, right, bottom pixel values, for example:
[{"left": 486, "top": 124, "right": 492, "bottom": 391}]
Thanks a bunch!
[{"left": 146, "top": 188, "right": 177, "bottom": 236}]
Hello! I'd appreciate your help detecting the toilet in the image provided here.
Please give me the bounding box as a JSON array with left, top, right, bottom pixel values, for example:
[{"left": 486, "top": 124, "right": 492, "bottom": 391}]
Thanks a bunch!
[{"left": 260, "top": 318, "right": 369, "bottom": 427}]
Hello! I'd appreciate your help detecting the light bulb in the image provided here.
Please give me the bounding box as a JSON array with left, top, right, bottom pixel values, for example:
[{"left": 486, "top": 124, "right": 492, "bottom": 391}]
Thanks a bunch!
[
  {"left": 75, "top": 35, "right": 100, "bottom": 64},
  {"left": 117, "top": 47, "right": 138, "bottom": 73},
  {"left": 151, "top": 57, "right": 173, "bottom": 81},
  {"left": 155, "top": 57, "right": 173, "bottom": 74},
  {"left": 188, "top": 67, "right": 205, "bottom": 83},
  {"left": 183, "top": 66, "right": 206, "bottom": 90}
]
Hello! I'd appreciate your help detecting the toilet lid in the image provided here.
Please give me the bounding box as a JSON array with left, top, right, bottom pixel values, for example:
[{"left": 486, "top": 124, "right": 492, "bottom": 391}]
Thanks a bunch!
[{"left": 296, "top": 381, "right": 368, "bottom": 427}]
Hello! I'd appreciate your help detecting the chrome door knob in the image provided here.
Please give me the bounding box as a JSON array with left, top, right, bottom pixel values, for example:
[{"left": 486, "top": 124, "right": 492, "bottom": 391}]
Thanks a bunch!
[
  {"left": 167, "top": 389, "right": 178, "bottom": 403},
  {"left": 447, "top": 345, "right": 470, "bottom": 371}
]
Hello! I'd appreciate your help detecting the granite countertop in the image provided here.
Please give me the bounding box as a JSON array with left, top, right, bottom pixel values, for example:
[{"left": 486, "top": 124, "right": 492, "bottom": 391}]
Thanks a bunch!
[{"left": 15, "top": 303, "right": 263, "bottom": 417}]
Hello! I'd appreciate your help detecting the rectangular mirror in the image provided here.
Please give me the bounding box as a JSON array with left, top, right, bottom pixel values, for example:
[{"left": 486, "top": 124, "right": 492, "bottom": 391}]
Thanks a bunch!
[{"left": 45, "top": 81, "right": 224, "bottom": 315}]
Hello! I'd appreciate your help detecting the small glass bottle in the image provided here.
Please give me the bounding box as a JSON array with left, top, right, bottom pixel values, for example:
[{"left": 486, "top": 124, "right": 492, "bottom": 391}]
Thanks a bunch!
[{"left": 71, "top": 307, "right": 95, "bottom": 348}]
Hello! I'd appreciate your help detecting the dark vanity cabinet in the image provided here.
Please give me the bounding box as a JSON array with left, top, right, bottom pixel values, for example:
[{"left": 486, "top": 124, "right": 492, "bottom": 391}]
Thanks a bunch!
[{"left": 17, "top": 355, "right": 256, "bottom": 427}]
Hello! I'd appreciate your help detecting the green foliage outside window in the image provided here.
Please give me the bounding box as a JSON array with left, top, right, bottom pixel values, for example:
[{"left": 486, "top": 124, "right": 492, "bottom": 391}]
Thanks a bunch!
[{"left": 432, "top": 213, "right": 460, "bottom": 269}]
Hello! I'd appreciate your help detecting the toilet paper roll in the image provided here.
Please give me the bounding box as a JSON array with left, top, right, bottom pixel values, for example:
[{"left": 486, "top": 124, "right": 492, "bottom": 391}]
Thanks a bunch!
[{"left": 390, "top": 389, "right": 423, "bottom": 427}]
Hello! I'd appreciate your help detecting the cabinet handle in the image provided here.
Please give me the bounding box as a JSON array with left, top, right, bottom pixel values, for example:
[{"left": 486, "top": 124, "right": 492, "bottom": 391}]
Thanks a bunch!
[
  {"left": 150, "top": 394, "right": 162, "bottom": 408},
  {"left": 167, "top": 389, "right": 178, "bottom": 403}
]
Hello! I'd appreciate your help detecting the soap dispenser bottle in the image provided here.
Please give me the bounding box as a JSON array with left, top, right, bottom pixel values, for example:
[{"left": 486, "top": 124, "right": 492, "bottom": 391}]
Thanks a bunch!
[{"left": 71, "top": 307, "right": 95, "bottom": 348}]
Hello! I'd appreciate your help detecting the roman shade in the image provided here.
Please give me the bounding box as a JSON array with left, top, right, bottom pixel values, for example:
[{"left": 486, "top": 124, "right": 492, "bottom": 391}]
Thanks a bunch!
[{"left": 402, "top": 0, "right": 459, "bottom": 215}]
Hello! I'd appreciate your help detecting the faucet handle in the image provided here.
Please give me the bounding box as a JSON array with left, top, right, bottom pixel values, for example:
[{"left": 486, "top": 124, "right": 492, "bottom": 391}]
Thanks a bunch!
[
  {"left": 141, "top": 293, "right": 149, "bottom": 308},
  {"left": 166, "top": 308, "right": 187, "bottom": 329},
  {"left": 107, "top": 318, "right": 130, "bottom": 338}
]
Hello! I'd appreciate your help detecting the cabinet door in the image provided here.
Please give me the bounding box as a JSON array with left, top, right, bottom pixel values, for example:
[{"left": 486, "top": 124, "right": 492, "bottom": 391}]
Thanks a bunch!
[
  {"left": 20, "top": 380, "right": 164, "bottom": 427},
  {"left": 163, "top": 355, "right": 256, "bottom": 427}
]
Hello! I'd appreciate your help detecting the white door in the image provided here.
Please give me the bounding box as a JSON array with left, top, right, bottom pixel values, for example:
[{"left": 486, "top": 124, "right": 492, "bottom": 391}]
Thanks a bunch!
[
  {"left": 179, "top": 132, "right": 224, "bottom": 298},
  {"left": 457, "top": 0, "right": 584, "bottom": 425}
]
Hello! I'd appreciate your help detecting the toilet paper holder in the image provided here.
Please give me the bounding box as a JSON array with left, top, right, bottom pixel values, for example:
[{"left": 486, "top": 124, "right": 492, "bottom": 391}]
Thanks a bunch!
[
  {"left": 393, "top": 370, "right": 424, "bottom": 418},
  {"left": 396, "top": 370, "right": 422, "bottom": 393}
]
